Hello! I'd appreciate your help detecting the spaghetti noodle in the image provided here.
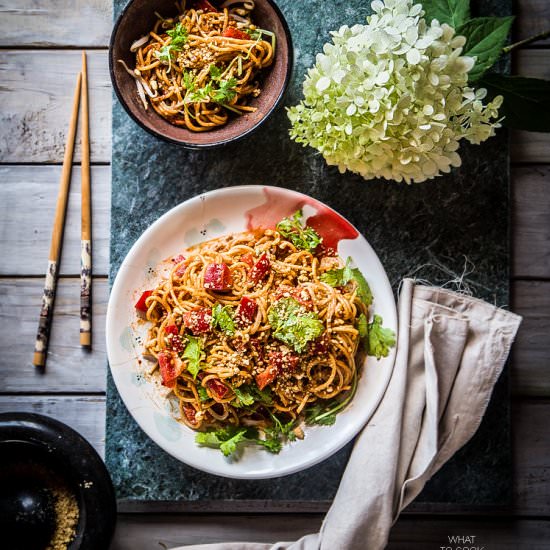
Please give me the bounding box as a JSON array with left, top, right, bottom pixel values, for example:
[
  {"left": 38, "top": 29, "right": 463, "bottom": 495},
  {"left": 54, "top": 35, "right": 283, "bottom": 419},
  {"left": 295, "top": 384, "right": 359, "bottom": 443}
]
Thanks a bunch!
[
  {"left": 135, "top": 211, "right": 393, "bottom": 455},
  {"left": 120, "top": 0, "right": 275, "bottom": 131}
]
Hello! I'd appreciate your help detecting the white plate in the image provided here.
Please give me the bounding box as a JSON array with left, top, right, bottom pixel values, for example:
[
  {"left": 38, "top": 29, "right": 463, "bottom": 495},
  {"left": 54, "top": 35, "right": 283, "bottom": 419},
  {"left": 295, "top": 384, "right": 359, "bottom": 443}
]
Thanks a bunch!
[{"left": 106, "top": 185, "right": 397, "bottom": 479}]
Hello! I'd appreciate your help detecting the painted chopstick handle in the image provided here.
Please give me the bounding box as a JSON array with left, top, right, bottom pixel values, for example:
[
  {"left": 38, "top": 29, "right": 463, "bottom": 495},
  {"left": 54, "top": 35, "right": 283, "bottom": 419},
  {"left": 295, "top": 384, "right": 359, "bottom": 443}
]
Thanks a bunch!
[
  {"left": 80, "top": 239, "right": 92, "bottom": 347},
  {"left": 33, "top": 260, "right": 58, "bottom": 367}
]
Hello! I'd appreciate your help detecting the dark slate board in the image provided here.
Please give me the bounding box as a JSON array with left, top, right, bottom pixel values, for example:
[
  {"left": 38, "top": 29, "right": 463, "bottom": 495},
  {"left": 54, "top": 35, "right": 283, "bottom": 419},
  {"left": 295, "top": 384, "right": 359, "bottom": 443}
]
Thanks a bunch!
[{"left": 106, "top": 0, "right": 512, "bottom": 509}]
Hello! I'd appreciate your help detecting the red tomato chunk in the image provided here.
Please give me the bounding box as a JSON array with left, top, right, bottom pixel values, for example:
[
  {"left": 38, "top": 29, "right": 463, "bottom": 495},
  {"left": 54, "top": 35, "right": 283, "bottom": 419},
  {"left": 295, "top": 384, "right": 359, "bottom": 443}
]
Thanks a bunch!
[
  {"left": 269, "top": 350, "right": 299, "bottom": 372},
  {"left": 204, "top": 263, "right": 232, "bottom": 291},
  {"left": 222, "top": 27, "right": 250, "bottom": 40},
  {"left": 135, "top": 290, "right": 153, "bottom": 312},
  {"left": 249, "top": 253, "right": 271, "bottom": 284},
  {"left": 183, "top": 405, "right": 197, "bottom": 423},
  {"left": 236, "top": 296, "right": 258, "bottom": 325},
  {"left": 255, "top": 365, "right": 277, "bottom": 391},
  {"left": 183, "top": 307, "right": 212, "bottom": 334},
  {"left": 158, "top": 351, "right": 183, "bottom": 388},
  {"left": 207, "top": 378, "right": 229, "bottom": 398},
  {"left": 241, "top": 253, "right": 255, "bottom": 267}
]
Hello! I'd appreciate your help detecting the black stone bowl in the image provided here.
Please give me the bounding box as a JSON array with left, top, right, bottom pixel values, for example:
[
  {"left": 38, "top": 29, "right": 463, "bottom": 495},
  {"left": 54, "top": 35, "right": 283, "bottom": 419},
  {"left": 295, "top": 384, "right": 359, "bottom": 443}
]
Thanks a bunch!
[
  {"left": 110, "top": 0, "right": 293, "bottom": 149},
  {"left": 0, "top": 413, "right": 116, "bottom": 550}
]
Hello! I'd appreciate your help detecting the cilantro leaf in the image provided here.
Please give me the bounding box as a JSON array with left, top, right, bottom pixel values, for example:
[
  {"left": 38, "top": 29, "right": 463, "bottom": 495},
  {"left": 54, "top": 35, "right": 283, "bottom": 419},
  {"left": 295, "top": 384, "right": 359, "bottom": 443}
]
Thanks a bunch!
[
  {"left": 212, "top": 304, "right": 235, "bottom": 335},
  {"left": 267, "top": 297, "right": 324, "bottom": 353},
  {"left": 232, "top": 385, "right": 255, "bottom": 407},
  {"left": 320, "top": 257, "right": 353, "bottom": 287},
  {"left": 351, "top": 267, "right": 373, "bottom": 306},
  {"left": 250, "top": 384, "right": 274, "bottom": 405},
  {"left": 304, "top": 403, "right": 337, "bottom": 426},
  {"left": 195, "top": 425, "right": 282, "bottom": 457},
  {"left": 188, "top": 82, "right": 212, "bottom": 103},
  {"left": 212, "top": 78, "right": 238, "bottom": 103},
  {"left": 367, "top": 315, "right": 396, "bottom": 360},
  {"left": 209, "top": 64, "right": 223, "bottom": 81},
  {"left": 321, "top": 257, "right": 372, "bottom": 306},
  {"left": 166, "top": 22, "right": 188, "bottom": 49},
  {"left": 357, "top": 312, "right": 368, "bottom": 339},
  {"left": 183, "top": 71, "right": 196, "bottom": 92},
  {"left": 197, "top": 385, "right": 210, "bottom": 402},
  {"left": 276, "top": 210, "right": 322, "bottom": 252},
  {"left": 183, "top": 335, "right": 203, "bottom": 378},
  {"left": 154, "top": 44, "right": 174, "bottom": 65}
]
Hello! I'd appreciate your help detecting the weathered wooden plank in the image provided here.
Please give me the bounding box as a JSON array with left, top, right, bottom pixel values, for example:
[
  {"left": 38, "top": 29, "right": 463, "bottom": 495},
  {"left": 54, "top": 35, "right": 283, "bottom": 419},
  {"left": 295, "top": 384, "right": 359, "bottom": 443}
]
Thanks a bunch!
[
  {"left": 512, "top": 282, "right": 550, "bottom": 397},
  {"left": 515, "top": 0, "right": 550, "bottom": 46},
  {"left": 0, "top": 49, "right": 548, "bottom": 164},
  {"left": 0, "top": 278, "right": 108, "bottom": 393},
  {"left": 513, "top": 401, "right": 550, "bottom": 517},
  {"left": 512, "top": 165, "right": 550, "bottom": 280},
  {"left": 0, "top": 165, "right": 110, "bottom": 277},
  {"left": 0, "top": 0, "right": 112, "bottom": 47},
  {"left": 511, "top": 50, "right": 550, "bottom": 164},
  {"left": 111, "top": 515, "right": 550, "bottom": 548},
  {"left": 0, "top": 279, "right": 546, "bottom": 395},
  {"left": 0, "top": 395, "right": 106, "bottom": 455},
  {"left": 0, "top": 50, "right": 111, "bottom": 164}
]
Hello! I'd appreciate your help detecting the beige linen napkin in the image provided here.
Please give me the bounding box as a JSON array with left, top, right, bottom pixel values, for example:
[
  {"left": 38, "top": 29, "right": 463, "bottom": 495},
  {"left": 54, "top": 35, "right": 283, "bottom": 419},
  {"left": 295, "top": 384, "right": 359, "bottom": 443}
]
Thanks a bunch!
[{"left": 172, "top": 278, "right": 522, "bottom": 550}]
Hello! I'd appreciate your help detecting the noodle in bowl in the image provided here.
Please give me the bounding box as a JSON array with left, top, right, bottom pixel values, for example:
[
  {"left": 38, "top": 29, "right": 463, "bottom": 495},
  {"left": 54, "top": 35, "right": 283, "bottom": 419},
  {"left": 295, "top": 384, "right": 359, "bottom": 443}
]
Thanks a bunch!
[{"left": 106, "top": 186, "right": 397, "bottom": 478}]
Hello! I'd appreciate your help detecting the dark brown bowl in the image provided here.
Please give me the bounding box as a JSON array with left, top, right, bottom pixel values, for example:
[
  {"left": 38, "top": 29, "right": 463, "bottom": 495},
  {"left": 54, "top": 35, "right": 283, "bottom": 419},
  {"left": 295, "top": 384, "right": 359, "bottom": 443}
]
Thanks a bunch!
[{"left": 110, "top": 0, "right": 293, "bottom": 148}]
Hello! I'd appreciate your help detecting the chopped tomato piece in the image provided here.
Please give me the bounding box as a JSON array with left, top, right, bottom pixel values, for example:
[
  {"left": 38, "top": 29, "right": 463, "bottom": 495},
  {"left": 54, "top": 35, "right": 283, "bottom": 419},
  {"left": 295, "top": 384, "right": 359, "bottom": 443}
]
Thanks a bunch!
[
  {"left": 135, "top": 290, "right": 153, "bottom": 312},
  {"left": 222, "top": 27, "right": 249, "bottom": 40},
  {"left": 250, "top": 337, "right": 266, "bottom": 361},
  {"left": 182, "top": 405, "right": 197, "bottom": 423},
  {"left": 183, "top": 307, "right": 212, "bottom": 334},
  {"left": 164, "top": 324, "right": 179, "bottom": 335},
  {"left": 309, "top": 333, "right": 330, "bottom": 356},
  {"left": 255, "top": 365, "right": 277, "bottom": 391},
  {"left": 249, "top": 253, "right": 271, "bottom": 284},
  {"left": 194, "top": 0, "right": 217, "bottom": 12},
  {"left": 236, "top": 296, "right": 258, "bottom": 325},
  {"left": 204, "top": 263, "right": 232, "bottom": 291},
  {"left": 268, "top": 350, "right": 299, "bottom": 372},
  {"left": 172, "top": 254, "right": 187, "bottom": 276},
  {"left": 241, "top": 253, "right": 255, "bottom": 267},
  {"left": 207, "top": 378, "right": 229, "bottom": 398},
  {"left": 158, "top": 351, "right": 183, "bottom": 388}
]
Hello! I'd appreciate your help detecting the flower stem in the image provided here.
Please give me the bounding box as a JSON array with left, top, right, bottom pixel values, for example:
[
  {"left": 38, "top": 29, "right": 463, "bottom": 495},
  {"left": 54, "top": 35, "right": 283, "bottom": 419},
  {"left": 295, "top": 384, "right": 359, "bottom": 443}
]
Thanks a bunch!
[{"left": 503, "top": 29, "right": 550, "bottom": 53}]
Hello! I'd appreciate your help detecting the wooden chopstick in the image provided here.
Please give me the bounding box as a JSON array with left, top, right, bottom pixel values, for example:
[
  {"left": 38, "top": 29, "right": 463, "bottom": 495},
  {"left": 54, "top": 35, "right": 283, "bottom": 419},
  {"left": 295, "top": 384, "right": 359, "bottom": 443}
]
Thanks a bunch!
[
  {"left": 80, "top": 51, "right": 92, "bottom": 348},
  {"left": 33, "top": 72, "right": 82, "bottom": 368}
]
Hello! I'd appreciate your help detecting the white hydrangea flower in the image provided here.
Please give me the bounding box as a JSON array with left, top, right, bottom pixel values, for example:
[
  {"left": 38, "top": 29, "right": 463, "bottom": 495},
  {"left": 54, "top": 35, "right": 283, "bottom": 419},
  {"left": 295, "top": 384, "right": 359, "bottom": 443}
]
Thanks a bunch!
[{"left": 288, "top": 0, "right": 503, "bottom": 184}]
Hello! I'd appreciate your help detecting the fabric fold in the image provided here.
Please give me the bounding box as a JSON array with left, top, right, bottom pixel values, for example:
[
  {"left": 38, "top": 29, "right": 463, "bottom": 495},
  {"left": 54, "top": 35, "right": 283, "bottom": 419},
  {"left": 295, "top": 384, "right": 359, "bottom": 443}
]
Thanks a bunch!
[{"left": 172, "top": 279, "right": 522, "bottom": 550}]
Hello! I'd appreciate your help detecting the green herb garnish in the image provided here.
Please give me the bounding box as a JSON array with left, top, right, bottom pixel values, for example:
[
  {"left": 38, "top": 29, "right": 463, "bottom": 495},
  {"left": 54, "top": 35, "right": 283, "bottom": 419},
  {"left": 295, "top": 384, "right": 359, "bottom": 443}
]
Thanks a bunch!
[
  {"left": 232, "top": 385, "right": 255, "bottom": 407},
  {"left": 166, "top": 22, "right": 188, "bottom": 49},
  {"left": 212, "top": 78, "right": 238, "bottom": 103},
  {"left": 320, "top": 257, "right": 373, "bottom": 306},
  {"left": 195, "top": 425, "right": 282, "bottom": 457},
  {"left": 267, "top": 297, "right": 324, "bottom": 353},
  {"left": 183, "top": 335, "right": 203, "bottom": 378},
  {"left": 276, "top": 210, "right": 322, "bottom": 252},
  {"left": 367, "top": 315, "right": 396, "bottom": 360},
  {"left": 212, "top": 304, "right": 235, "bottom": 335}
]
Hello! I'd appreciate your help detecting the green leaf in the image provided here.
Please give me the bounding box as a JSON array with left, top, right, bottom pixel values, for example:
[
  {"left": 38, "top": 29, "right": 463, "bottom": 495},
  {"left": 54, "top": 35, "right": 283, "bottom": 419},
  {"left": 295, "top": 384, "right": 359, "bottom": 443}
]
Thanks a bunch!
[
  {"left": 351, "top": 268, "right": 373, "bottom": 306},
  {"left": 255, "top": 437, "right": 282, "bottom": 453},
  {"left": 197, "top": 385, "right": 210, "bottom": 402},
  {"left": 458, "top": 16, "right": 514, "bottom": 82},
  {"left": 304, "top": 404, "right": 337, "bottom": 426},
  {"left": 209, "top": 64, "right": 223, "bottom": 81},
  {"left": 320, "top": 257, "right": 372, "bottom": 306},
  {"left": 276, "top": 210, "right": 323, "bottom": 252},
  {"left": 367, "top": 315, "right": 396, "bottom": 360},
  {"left": 183, "top": 336, "right": 203, "bottom": 378},
  {"left": 166, "top": 22, "right": 188, "bottom": 49},
  {"left": 232, "top": 386, "right": 255, "bottom": 407},
  {"left": 421, "top": 0, "right": 470, "bottom": 28},
  {"left": 212, "top": 304, "right": 235, "bottom": 335},
  {"left": 268, "top": 297, "right": 324, "bottom": 353},
  {"left": 195, "top": 425, "right": 282, "bottom": 457},
  {"left": 212, "top": 78, "right": 238, "bottom": 103},
  {"left": 479, "top": 73, "right": 550, "bottom": 132},
  {"left": 183, "top": 71, "right": 196, "bottom": 92},
  {"left": 357, "top": 313, "right": 368, "bottom": 339}
]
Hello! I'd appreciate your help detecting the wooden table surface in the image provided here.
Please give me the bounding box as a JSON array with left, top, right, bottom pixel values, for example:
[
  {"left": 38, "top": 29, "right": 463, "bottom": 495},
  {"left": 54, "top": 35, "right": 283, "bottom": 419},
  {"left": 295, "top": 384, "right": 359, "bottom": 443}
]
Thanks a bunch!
[{"left": 1, "top": 1, "right": 549, "bottom": 548}]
